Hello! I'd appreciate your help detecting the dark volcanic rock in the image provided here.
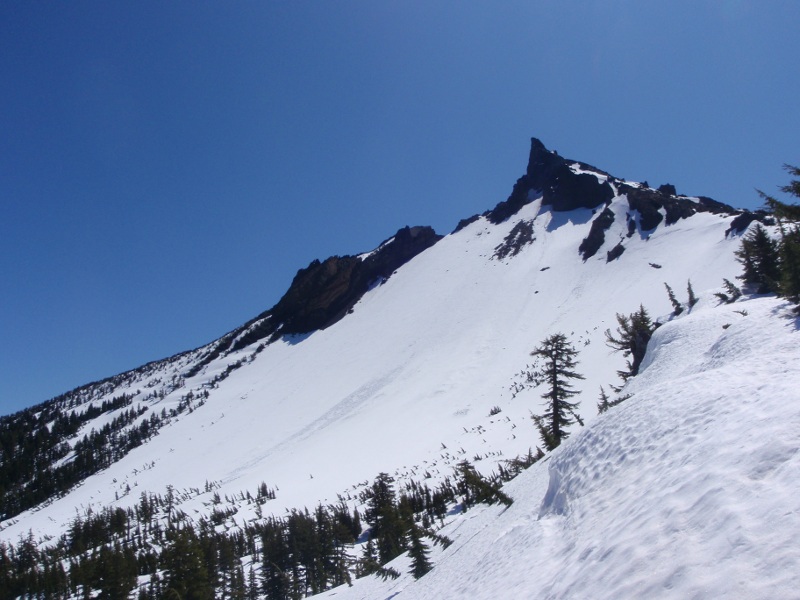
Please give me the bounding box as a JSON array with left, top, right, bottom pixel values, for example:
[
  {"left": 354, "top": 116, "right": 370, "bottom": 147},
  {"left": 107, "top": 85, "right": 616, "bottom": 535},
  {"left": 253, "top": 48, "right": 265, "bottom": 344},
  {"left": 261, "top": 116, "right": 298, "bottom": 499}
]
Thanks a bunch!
[
  {"left": 493, "top": 220, "right": 536, "bottom": 260},
  {"left": 622, "top": 181, "right": 738, "bottom": 235},
  {"left": 525, "top": 137, "right": 569, "bottom": 191},
  {"left": 542, "top": 164, "right": 615, "bottom": 212},
  {"left": 485, "top": 175, "right": 534, "bottom": 225},
  {"left": 606, "top": 241, "right": 625, "bottom": 262},
  {"left": 725, "top": 210, "right": 775, "bottom": 236},
  {"left": 624, "top": 186, "right": 664, "bottom": 232},
  {"left": 229, "top": 226, "right": 441, "bottom": 350},
  {"left": 579, "top": 207, "right": 616, "bottom": 260},
  {"left": 696, "top": 196, "right": 737, "bottom": 215},
  {"left": 273, "top": 225, "right": 442, "bottom": 336},
  {"left": 485, "top": 138, "right": 614, "bottom": 224},
  {"left": 658, "top": 183, "right": 677, "bottom": 196},
  {"left": 454, "top": 214, "right": 481, "bottom": 233}
]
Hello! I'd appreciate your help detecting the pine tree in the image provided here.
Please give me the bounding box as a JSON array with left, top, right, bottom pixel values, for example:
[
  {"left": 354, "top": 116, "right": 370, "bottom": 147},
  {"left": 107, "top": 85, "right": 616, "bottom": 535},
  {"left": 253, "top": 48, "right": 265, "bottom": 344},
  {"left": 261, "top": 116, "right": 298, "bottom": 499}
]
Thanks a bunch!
[
  {"left": 228, "top": 566, "right": 247, "bottom": 600},
  {"left": 595, "top": 386, "right": 631, "bottom": 414},
  {"left": 357, "top": 537, "right": 380, "bottom": 578},
  {"left": 247, "top": 565, "right": 259, "bottom": 600},
  {"left": 777, "top": 226, "right": 800, "bottom": 299},
  {"left": 761, "top": 164, "right": 800, "bottom": 220},
  {"left": 734, "top": 224, "right": 780, "bottom": 294},
  {"left": 260, "top": 522, "right": 290, "bottom": 600},
  {"left": 456, "top": 461, "right": 512, "bottom": 508},
  {"left": 407, "top": 526, "right": 432, "bottom": 580},
  {"left": 363, "top": 473, "right": 406, "bottom": 565},
  {"left": 605, "top": 305, "right": 655, "bottom": 381},
  {"left": 529, "top": 333, "right": 584, "bottom": 450},
  {"left": 687, "top": 280, "right": 698, "bottom": 308},
  {"left": 162, "top": 528, "right": 214, "bottom": 600},
  {"left": 664, "top": 283, "right": 683, "bottom": 316},
  {"left": 597, "top": 386, "right": 611, "bottom": 414},
  {"left": 751, "top": 164, "right": 800, "bottom": 300},
  {"left": 715, "top": 279, "right": 742, "bottom": 304}
]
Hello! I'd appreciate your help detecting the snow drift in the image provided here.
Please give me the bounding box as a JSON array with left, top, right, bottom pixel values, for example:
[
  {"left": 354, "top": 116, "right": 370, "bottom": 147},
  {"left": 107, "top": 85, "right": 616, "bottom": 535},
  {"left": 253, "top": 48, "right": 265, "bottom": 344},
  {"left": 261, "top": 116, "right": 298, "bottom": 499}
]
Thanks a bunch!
[{"left": 321, "top": 296, "right": 800, "bottom": 599}]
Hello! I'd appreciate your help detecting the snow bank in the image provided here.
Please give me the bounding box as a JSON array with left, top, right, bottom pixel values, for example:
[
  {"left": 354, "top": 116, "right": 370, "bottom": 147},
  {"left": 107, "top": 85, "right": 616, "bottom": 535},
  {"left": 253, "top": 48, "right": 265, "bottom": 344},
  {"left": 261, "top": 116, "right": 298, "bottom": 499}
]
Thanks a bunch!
[{"left": 323, "top": 297, "right": 800, "bottom": 599}]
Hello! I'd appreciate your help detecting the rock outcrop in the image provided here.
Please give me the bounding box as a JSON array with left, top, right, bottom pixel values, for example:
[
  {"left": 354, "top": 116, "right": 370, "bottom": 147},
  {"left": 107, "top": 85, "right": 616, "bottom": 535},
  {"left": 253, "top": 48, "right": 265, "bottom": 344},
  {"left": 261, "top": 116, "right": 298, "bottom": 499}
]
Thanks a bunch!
[
  {"left": 228, "top": 226, "right": 442, "bottom": 351},
  {"left": 485, "top": 138, "right": 616, "bottom": 224}
]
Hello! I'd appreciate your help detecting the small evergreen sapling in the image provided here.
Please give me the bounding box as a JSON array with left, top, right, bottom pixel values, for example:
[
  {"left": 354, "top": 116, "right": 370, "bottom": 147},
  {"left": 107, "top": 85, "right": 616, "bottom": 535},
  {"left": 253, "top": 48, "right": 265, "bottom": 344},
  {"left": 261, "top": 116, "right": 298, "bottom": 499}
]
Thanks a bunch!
[
  {"left": 597, "top": 386, "right": 611, "bottom": 414},
  {"left": 596, "top": 386, "right": 632, "bottom": 414},
  {"left": 605, "top": 305, "right": 655, "bottom": 382},
  {"left": 714, "top": 279, "right": 742, "bottom": 304},
  {"left": 687, "top": 280, "right": 699, "bottom": 309},
  {"left": 665, "top": 283, "right": 683, "bottom": 316}
]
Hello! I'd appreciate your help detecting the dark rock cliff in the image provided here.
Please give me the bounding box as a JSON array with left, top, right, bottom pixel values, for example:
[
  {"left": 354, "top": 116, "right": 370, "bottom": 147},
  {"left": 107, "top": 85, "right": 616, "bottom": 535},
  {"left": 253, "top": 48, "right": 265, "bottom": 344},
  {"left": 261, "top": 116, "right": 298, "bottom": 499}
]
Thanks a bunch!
[
  {"left": 481, "top": 137, "right": 757, "bottom": 262},
  {"left": 227, "top": 226, "right": 442, "bottom": 351},
  {"left": 485, "top": 137, "right": 616, "bottom": 224}
]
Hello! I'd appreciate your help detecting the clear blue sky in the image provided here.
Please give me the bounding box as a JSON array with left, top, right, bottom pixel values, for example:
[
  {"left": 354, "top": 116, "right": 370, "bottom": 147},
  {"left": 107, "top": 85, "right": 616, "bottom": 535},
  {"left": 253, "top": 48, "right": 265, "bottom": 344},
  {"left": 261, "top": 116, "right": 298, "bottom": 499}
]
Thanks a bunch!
[{"left": 2, "top": 2, "right": 798, "bottom": 416}]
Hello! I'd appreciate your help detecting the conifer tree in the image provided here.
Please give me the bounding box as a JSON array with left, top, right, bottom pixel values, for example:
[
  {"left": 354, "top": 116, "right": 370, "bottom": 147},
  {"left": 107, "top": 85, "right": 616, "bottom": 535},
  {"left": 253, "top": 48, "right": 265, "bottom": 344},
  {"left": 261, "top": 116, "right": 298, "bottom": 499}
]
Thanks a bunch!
[
  {"left": 778, "top": 227, "right": 800, "bottom": 300},
  {"left": 597, "top": 386, "right": 611, "bottom": 414},
  {"left": 247, "top": 566, "right": 259, "bottom": 600},
  {"left": 456, "top": 461, "right": 513, "bottom": 508},
  {"left": 687, "top": 280, "right": 698, "bottom": 308},
  {"left": 363, "top": 473, "right": 406, "bottom": 564},
  {"left": 715, "top": 279, "right": 742, "bottom": 304},
  {"left": 162, "top": 528, "right": 214, "bottom": 600},
  {"left": 261, "top": 523, "right": 290, "bottom": 600},
  {"left": 748, "top": 165, "right": 800, "bottom": 300},
  {"left": 357, "top": 538, "right": 380, "bottom": 577},
  {"left": 407, "top": 526, "right": 432, "bottom": 580},
  {"left": 529, "top": 333, "right": 584, "bottom": 450},
  {"left": 664, "top": 283, "right": 683, "bottom": 316},
  {"left": 605, "top": 305, "right": 655, "bottom": 381},
  {"left": 735, "top": 224, "right": 780, "bottom": 294}
]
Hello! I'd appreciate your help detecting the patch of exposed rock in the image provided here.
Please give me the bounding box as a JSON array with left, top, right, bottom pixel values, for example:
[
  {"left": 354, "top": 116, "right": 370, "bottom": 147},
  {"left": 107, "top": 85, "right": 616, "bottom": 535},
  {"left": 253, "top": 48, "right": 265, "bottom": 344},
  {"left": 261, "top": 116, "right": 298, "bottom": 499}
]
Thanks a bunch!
[{"left": 228, "top": 226, "right": 441, "bottom": 351}]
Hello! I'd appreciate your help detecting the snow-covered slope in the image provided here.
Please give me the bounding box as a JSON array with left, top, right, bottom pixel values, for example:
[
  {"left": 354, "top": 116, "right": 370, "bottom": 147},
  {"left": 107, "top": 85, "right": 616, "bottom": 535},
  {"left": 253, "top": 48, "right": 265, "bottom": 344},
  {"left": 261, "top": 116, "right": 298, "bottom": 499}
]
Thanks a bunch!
[
  {"left": 320, "top": 295, "right": 800, "bottom": 599},
  {"left": 0, "top": 140, "right": 753, "bottom": 559}
]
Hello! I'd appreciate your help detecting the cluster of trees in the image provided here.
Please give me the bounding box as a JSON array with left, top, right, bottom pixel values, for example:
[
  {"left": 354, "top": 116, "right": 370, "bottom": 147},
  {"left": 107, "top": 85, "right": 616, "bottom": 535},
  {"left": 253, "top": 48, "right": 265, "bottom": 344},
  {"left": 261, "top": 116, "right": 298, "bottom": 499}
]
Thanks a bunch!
[
  {"left": 523, "top": 309, "right": 653, "bottom": 448},
  {"left": 0, "top": 381, "right": 214, "bottom": 522},
  {"left": 0, "top": 461, "right": 520, "bottom": 599},
  {"left": 523, "top": 300, "right": 658, "bottom": 440},
  {"left": 736, "top": 165, "right": 800, "bottom": 301},
  {"left": 0, "top": 395, "right": 136, "bottom": 519}
]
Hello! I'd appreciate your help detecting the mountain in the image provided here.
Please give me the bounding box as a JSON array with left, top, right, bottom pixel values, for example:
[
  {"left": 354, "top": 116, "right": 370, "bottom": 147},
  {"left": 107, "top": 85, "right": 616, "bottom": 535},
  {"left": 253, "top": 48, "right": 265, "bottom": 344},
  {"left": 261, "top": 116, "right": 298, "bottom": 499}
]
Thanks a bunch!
[{"left": 1, "top": 137, "right": 781, "bottom": 599}]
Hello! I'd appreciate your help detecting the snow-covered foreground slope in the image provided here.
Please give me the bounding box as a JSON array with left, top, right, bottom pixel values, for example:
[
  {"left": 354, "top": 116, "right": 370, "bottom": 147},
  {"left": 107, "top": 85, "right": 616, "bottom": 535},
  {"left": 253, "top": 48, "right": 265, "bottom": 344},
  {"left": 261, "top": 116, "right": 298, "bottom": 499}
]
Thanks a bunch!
[
  {"left": 0, "top": 193, "right": 746, "bottom": 545},
  {"left": 321, "top": 296, "right": 800, "bottom": 599}
]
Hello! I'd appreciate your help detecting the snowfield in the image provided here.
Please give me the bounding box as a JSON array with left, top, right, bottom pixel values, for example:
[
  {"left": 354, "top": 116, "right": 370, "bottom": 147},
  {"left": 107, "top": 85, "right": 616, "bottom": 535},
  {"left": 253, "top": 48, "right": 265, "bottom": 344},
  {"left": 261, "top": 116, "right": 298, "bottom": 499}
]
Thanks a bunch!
[
  {"left": 320, "top": 296, "right": 800, "bottom": 599},
  {"left": 0, "top": 195, "right": 745, "bottom": 547},
  {"left": 5, "top": 177, "right": 796, "bottom": 599}
]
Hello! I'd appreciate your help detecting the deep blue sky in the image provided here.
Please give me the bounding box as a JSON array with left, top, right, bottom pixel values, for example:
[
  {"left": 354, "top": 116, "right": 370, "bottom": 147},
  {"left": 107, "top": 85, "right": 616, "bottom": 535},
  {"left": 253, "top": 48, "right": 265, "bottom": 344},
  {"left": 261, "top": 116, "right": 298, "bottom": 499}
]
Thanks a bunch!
[{"left": 2, "top": 2, "right": 798, "bottom": 416}]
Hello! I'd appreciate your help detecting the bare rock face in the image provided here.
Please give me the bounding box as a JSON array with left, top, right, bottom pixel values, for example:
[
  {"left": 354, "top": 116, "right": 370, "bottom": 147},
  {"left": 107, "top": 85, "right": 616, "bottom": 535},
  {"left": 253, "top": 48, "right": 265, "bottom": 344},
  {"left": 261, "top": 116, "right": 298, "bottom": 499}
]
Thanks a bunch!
[
  {"left": 579, "top": 207, "right": 616, "bottom": 260},
  {"left": 485, "top": 138, "right": 614, "bottom": 224},
  {"left": 274, "top": 226, "right": 443, "bottom": 336},
  {"left": 542, "top": 163, "right": 615, "bottom": 212},
  {"left": 622, "top": 183, "right": 738, "bottom": 235},
  {"left": 229, "top": 226, "right": 442, "bottom": 350}
]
